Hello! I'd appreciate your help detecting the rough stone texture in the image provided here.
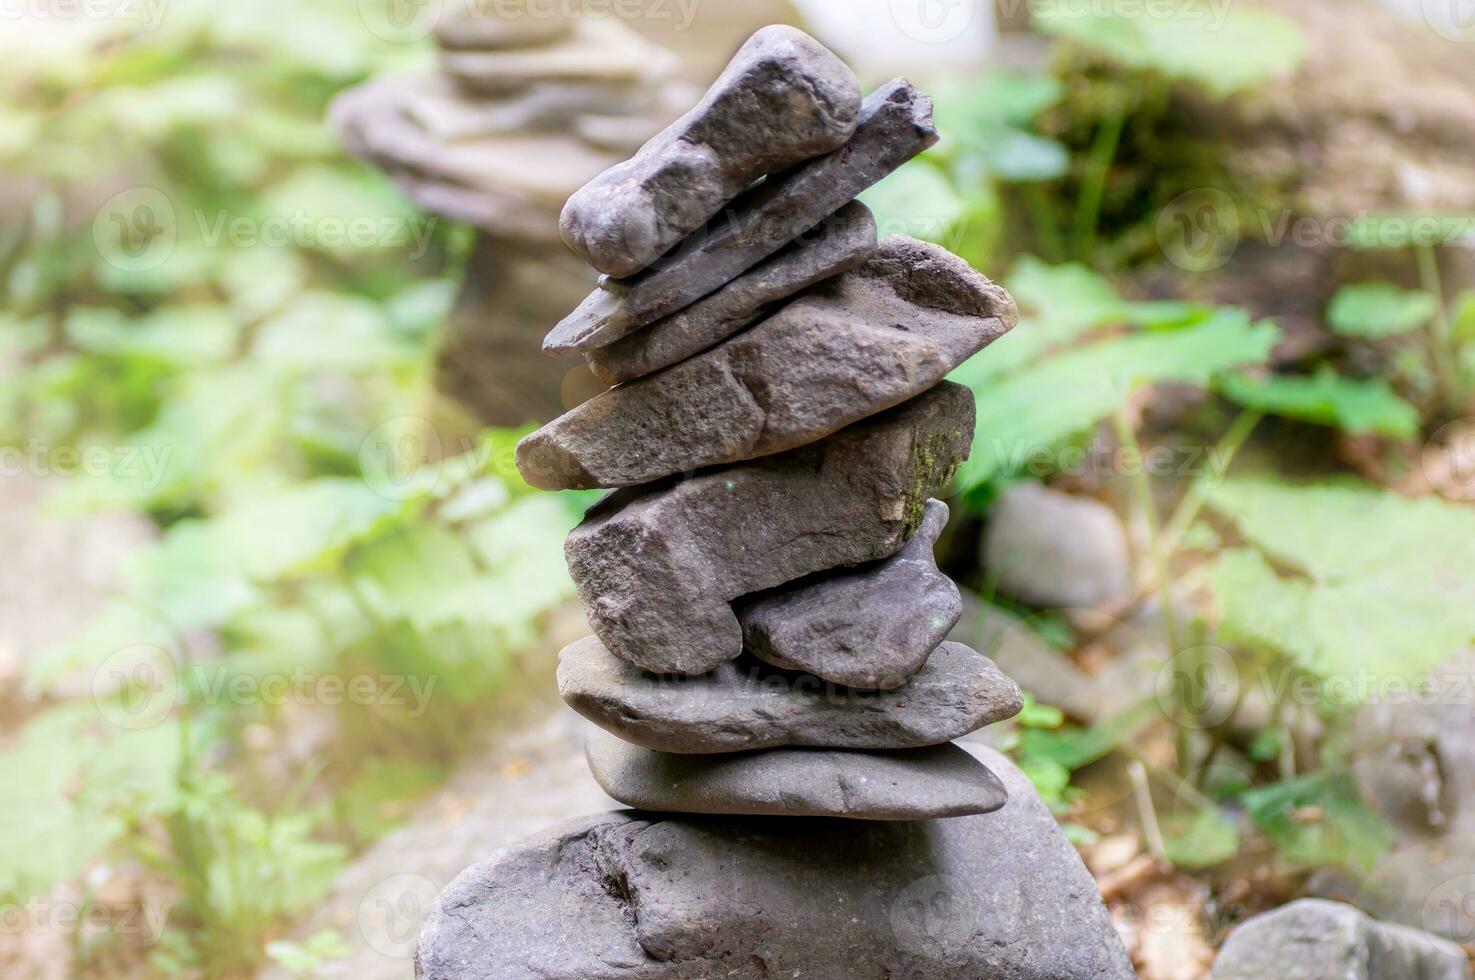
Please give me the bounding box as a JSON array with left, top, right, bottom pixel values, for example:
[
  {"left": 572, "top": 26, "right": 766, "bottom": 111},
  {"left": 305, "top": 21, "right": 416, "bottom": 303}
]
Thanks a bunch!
[
  {"left": 560, "top": 25, "right": 861, "bottom": 278},
  {"left": 433, "top": 1, "right": 574, "bottom": 50},
  {"left": 738, "top": 498, "right": 963, "bottom": 689},
  {"left": 558, "top": 636, "right": 1021, "bottom": 754},
  {"left": 440, "top": 17, "right": 679, "bottom": 95},
  {"left": 1212, "top": 899, "right": 1471, "bottom": 980},
  {"left": 585, "top": 727, "right": 1006, "bottom": 819},
  {"left": 520, "top": 237, "right": 1014, "bottom": 491},
  {"left": 586, "top": 201, "right": 878, "bottom": 384},
  {"left": 1305, "top": 653, "right": 1475, "bottom": 943},
  {"left": 984, "top": 481, "right": 1132, "bottom": 610},
  {"left": 543, "top": 77, "right": 939, "bottom": 354},
  {"left": 562, "top": 382, "right": 974, "bottom": 675},
  {"left": 416, "top": 745, "right": 1135, "bottom": 979}
]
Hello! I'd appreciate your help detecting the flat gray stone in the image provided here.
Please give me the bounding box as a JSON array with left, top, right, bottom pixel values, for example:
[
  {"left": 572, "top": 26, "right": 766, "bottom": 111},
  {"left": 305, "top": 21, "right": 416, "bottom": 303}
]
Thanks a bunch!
[
  {"left": 562, "top": 382, "right": 974, "bottom": 675},
  {"left": 543, "top": 77, "right": 939, "bottom": 354},
  {"left": 558, "top": 636, "right": 1021, "bottom": 754},
  {"left": 440, "top": 17, "right": 678, "bottom": 95},
  {"left": 519, "top": 236, "right": 1013, "bottom": 491},
  {"left": 584, "top": 726, "right": 1006, "bottom": 819},
  {"left": 984, "top": 481, "right": 1132, "bottom": 610},
  {"left": 433, "top": 3, "right": 574, "bottom": 50},
  {"left": 1212, "top": 899, "right": 1471, "bottom": 980},
  {"left": 416, "top": 745, "right": 1136, "bottom": 979},
  {"left": 560, "top": 25, "right": 861, "bottom": 278},
  {"left": 740, "top": 499, "right": 963, "bottom": 689},
  {"left": 585, "top": 200, "right": 878, "bottom": 384}
]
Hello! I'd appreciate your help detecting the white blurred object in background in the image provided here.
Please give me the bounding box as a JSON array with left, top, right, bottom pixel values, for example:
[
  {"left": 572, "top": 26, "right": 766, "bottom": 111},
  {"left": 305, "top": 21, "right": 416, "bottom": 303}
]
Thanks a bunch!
[
  {"left": 1376, "top": 0, "right": 1475, "bottom": 41},
  {"left": 789, "top": 0, "right": 997, "bottom": 82}
]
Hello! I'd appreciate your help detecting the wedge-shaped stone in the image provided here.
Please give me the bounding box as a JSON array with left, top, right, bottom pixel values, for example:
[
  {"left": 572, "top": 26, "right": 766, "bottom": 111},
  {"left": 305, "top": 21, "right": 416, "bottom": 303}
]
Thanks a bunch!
[
  {"left": 520, "top": 237, "right": 1013, "bottom": 491},
  {"left": 585, "top": 201, "right": 878, "bottom": 384},
  {"left": 543, "top": 77, "right": 938, "bottom": 354},
  {"left": 739, "top": 499, "right": 963, "bottom": 689},
  {"left": 418, "top": 747, "right": 1134, "bottom": 979},
  {"left": 562, "top": 382, "right": 974, "bottom": 675},
  {"left": 560, "top": 25, "right": 861, "bottom": 278},
  {"left": 559, "top": 638, "right": 1021, "bottom": 754},
  {"left": 585, "top": 727, "right": 1005, "bottom": 820}
]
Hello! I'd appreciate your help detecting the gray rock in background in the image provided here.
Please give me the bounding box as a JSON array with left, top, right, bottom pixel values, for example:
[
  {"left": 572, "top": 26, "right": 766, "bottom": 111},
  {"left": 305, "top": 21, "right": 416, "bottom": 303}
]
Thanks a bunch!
[
  {"left": 983, "top": 482, "right": 1132, "bottom": 610},
  {"left": 584, "top": 726, "right": 1007, "bottom": 819},
  {"left": 1212, "top": 899, "right": 1471, "bottom": 980},
  {"left": 586, "top": 200, "right": 878, "bottom": 384},
  {"left": 559, "top": 636, "right": 1020, "bottom": 753},
  {"left": 417, "top": 744, "right": 1135, "bottom": 979},
  {"left": 562, "top": 382, "right": 974, "bottom": 674},
  {"left": 560, "top": 24, "right": 861, "bottom": 278},
  {"left": 543, "top": 77, "right": 939, "bottom": 354},
  {"left": 741, "top": 499, "right": 963, "bottom": 689},
  {"left": 519, "top": 237, "right": 1012, "bottom": 491}
]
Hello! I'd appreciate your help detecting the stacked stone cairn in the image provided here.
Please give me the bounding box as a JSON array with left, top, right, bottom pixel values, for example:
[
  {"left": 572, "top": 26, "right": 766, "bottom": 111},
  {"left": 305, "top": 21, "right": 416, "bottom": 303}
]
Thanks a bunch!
[
  {"left": 331, "top": 4, "right": 693, "bottom": 424},
  {"left": 418, "top": 25, "right": 1135, "bottom": 979}
]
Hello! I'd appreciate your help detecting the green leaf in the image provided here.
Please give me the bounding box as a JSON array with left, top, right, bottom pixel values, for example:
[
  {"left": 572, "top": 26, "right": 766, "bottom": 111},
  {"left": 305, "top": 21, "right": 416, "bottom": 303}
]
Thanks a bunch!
[
  {"left": 1008, "top": 256, "right": 1126, "bottom": 341},
  {"left": 1036, "top": 0, "right": 1305, "bottom": 98},
  {"left": 959, "top": 311, "right": 1280, "bottom": 490},
  {"left": 0, "top": 703, "right": 181, "bottom": 898},
  {"left": 1219, "top": 370, "right": 1420, "bottom": 439},
  {"left": 1207, "top": 479, "right": 1475, "bottom": 695},
  {"left": 1162, "top": 808, "right": 1240, "bottom": 869},
  {"left": 1242, "top": 772, "right": 1393, "bottom": 873},
  {"left": 859, "top": 164, "right": 970, "bottom": 244},
  {"left": 1328, "top": 284, "right": 1438, "bottom": 338},
  {"left": 1451, "top": 290, "right": 1475, "bottom": 344}
]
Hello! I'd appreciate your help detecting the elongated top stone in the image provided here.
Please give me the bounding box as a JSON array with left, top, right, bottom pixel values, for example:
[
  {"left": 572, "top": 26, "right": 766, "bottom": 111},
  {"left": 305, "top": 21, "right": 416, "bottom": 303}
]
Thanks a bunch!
[
  {"left": 564, "top": 382, "right": 974, "bottom": 675},
  {"left": 560, "top": 25, "right": 861, "bottom": 279},
  {"left": 585, "top": 728, "right": 1007, "bottom": 820},
  {"left": 417, "top": 747, "right": 1137, "bottom": 980},
  {"left": 543, "top": 77, "right": 939, "bottom": 354},
  {"left": 519, "top": 236, "right": 1014, "bottom": 491},
  {"left": 586, "top": 201, "right": 879, "bottom": 384},
  {"left": 559, "top": 637, "right": 1022, "bottom": 754},
  {"left": 740, "top": 499, "right": 964, "bottom": 689}
]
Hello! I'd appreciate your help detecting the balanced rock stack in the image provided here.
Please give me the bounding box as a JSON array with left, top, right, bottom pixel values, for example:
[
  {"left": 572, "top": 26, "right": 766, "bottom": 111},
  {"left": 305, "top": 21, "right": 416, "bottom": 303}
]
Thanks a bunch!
[{"left": 418, "top": 26, "right": 1135, "bottom": 979}]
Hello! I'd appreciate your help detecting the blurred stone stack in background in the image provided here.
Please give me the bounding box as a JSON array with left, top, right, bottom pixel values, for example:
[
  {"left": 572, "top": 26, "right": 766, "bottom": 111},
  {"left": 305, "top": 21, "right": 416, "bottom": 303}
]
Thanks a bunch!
[
  {"left": 332, "top": 3, "right": 693, "bottom": 424},
  {"left": 417, "top": 26, "right": 1135, "bottom": 979}
]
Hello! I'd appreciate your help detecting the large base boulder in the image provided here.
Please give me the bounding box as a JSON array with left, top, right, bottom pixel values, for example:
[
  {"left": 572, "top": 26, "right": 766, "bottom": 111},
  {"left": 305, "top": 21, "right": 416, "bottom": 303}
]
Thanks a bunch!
[{"left": 416, "top": 746, "right": 1134, "bottom": 980}]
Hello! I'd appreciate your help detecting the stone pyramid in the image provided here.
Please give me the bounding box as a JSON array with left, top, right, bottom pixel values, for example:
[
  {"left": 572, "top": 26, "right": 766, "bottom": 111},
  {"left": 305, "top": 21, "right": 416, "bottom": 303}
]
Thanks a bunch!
[{"left": 418, "top": 25, "right": 1134, "bottom": 980}]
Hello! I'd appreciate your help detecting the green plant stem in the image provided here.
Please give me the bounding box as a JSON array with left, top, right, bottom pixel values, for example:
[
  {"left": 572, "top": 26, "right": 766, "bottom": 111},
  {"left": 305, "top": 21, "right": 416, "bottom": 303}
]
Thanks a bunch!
[
  {"left": 1022, "top": 183, "right": 1066, "bottom": 264},
  {"left": 1161, "top": 409, "right": 1264, "bottom": 557},
  {"left": 1072, "top": 106, "right": 1127, "bottom": 263},
  {"left": 1112, "top": 411, "right": 1193, "bottom": 772},
  {"left": 1415, "top": 244, "right": 1461, "bottom": 414}
]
